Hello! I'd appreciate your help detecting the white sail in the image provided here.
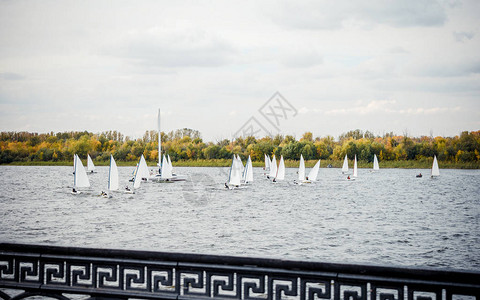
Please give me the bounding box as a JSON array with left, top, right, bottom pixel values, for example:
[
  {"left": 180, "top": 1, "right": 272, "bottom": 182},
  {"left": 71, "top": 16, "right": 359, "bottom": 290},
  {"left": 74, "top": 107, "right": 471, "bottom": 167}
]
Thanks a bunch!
[
  {"left": 342, "top": 154, "right": 349, "bottom": 173},
  {"left": 161, "top": 155, "right": 173, "bottom": 179},
  {"left": 276, "top": 156, "right": 285, "bottom": 180},
  {"left": 138, "top": 154, "right": 150, "bottom": 180},
  {"left": 264, "top": 154, "right": 271, "bottom": 171},
  {"left": 158, "top": 109, "right": 161, "bottom": 167},
  {"left": 228, "top": 155, "right": 241, "bottom": 186},
  {"left": 269, "top": 155, "right": 277, "bottom": 177},
  {"left": 133, "top": 159, "right": 142, "bottom": 189},
  {"left": 307, "top": 160, "right": 320, "bottom": 181},
  {"left": 74, "top": 154, "right": 90, "bottom": 188},
  {"left": 431, "top": 155, "right": 440, "bottom": 177},
  {"left": 245, "top": 155, "right": 254, "bottom": 183},
  {"left": 108, "top": 155, "right": 119, "bottom": 191},
  {"left": 373, "top": 154, "right": 379, "bottom": 171},
  {"left": 298, "top": 154, "right": 305, "bottom": 181},
  {"left": 236, "top": 155, "right": 244, "bottom": 174},
  {"left": 353, "top": 155, "right": 358, "bottom": 177},
  {"left": 167, "top": 154, "right": 175, "bottom": 174},
  {"left": 87, "top": 154, "right": 95, "bottom": 172},
  {"left": 242, "top": 155, "right": 253, "bottom": 183}
]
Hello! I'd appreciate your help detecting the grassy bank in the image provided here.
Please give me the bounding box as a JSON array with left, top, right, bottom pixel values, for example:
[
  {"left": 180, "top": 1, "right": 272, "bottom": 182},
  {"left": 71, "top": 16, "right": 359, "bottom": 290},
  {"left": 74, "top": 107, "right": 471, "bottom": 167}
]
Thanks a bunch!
[{"left": 3, "top": 159, "right": 479, "bottom": 169}]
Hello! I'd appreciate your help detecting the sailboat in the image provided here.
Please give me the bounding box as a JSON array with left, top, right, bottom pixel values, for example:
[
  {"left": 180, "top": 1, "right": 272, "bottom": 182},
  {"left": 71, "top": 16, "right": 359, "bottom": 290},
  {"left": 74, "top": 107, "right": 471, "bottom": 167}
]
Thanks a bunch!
[
  {"left": 87, "top": 154, "right": 96, "bottom": 173},
  {"left": 294, "top": 154, "right": 306, "bottom": 184},
  {"left": 167, "top": 155, "right": 174, "bottom": 174},
  {"left": 132, "top": 155, "right": 147, "bottom": 189},
  {"left": 353, "top": 155, "right": 358, "bottom": 177},
  {"left": 235, "top": 155, "right": 244, "bottom": 176},
  {"left": 306, "top": 160, "right": 321, "bottom": 182},
  {"left": 101, "top": 155, "right": 119, "bottom": 197},
  {"left": 242, "top": 155, "right": 254, "bottom": 184},
  {"left": 72, "top": 154, "right": 90, "bottom": 194},
  {"left": 139, "top": 155, "right": 150, "bottom": 181},
  {"left": 151, "top": 109, "right": 187, "bottom": 182},
  {"left": 161, "top": 154, "right": 173, "bottom": 181},
  {"left": 342, "top": 154, "right": 349, "bottom": 174},
  {"left": 226, "top": 155, "right": 242, "bottom": 189},
  {"left": 264, "top": 154, "right": 271, "bottom": 173},
  {"left": 268, "top": 155, "right": 277, "bottom": 179},
  {"left": 273, "top": 155, "right": 285, "bottom": 182},
  {"left": 373, "top": 154, "right": 380, "bottom": 171},
  {"left": 431, "top": 155, "right": 440, "bottom": 178}
]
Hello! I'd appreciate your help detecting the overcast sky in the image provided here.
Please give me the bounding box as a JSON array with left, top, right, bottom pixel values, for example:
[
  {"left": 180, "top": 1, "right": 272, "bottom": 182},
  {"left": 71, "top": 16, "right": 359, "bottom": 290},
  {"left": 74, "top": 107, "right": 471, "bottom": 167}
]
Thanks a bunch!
[{"left": 0, "top": 0, "right": 479, "bottom": 141}]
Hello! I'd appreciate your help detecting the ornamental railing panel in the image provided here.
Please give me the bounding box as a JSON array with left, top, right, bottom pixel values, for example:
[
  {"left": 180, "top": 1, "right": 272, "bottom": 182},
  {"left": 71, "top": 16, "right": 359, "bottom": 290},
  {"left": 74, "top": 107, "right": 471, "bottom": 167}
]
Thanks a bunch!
[{"left": 1, "top": 243, "right": 479, "bottom": 300}]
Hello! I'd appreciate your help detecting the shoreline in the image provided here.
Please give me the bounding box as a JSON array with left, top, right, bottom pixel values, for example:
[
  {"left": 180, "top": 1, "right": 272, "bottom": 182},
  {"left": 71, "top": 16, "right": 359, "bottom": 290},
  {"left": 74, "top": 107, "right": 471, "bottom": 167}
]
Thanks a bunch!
[{"left": 2, "top": 159, "right": 479, "bottom": 169}]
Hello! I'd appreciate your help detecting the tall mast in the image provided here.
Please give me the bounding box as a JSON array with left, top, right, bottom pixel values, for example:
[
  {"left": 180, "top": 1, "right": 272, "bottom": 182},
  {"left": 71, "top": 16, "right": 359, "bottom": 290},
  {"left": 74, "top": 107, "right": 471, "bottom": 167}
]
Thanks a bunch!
[{"left": 158, "top": 109, "right": 161, "bottom": 167}]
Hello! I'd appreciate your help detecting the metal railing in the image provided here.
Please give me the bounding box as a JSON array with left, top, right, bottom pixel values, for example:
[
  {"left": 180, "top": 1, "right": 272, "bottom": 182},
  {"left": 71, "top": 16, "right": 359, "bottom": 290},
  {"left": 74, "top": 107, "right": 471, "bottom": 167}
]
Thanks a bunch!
[{"left": 0, "top": 243, "right": 479, "bottom": 300}]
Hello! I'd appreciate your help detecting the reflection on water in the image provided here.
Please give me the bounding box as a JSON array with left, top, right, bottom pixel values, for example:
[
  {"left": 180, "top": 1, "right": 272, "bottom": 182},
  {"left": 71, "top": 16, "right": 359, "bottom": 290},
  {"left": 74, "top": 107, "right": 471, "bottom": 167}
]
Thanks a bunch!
[{"left": 0, "top": 165, "right": 479, "bottom": 270}]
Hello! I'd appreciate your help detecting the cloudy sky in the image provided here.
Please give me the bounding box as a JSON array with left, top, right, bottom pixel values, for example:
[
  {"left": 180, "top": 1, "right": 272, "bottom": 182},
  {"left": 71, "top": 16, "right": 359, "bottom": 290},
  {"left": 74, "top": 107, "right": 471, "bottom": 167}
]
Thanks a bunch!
[{"left": 0, "top": 0, "right": 479, "bottom": 141}]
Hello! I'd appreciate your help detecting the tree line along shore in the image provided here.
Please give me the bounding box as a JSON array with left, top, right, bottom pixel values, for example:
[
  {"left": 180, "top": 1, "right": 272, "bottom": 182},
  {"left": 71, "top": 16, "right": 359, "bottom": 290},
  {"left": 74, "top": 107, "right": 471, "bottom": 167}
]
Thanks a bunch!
[{"left": 1, "top": 129, "right": 479, "bottom": 169}]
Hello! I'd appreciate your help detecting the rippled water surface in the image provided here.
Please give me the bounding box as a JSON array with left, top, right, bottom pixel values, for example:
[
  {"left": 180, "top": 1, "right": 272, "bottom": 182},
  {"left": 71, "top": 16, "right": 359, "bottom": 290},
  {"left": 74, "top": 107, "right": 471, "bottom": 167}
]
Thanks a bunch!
[{"left": 0, "top": 166, "right": 479, "bottom": 270}]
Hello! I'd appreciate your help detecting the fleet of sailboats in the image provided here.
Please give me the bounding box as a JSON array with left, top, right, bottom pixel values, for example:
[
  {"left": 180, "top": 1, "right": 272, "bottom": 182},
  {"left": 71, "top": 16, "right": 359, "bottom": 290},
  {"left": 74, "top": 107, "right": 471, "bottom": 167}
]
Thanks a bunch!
[
  {"left": 71, "top": 151, "right": 441, "bottom": 195},
  {"left": 68, "top": 108, "right": 441, "bottom": 195}
]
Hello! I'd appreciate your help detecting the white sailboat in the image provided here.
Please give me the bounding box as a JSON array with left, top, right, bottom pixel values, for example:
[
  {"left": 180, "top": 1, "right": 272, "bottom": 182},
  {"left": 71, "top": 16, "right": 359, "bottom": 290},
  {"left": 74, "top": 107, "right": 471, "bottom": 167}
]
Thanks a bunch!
[
  {"left": 342, "top": 154, "right": 349, "bottom": 174},
  {"left": 274, "top": 155, "right": 285, "bottom": 182},
  {"left": 431, "top": 155, "right": 440, "bottom": 178},
  {"left": 101, "top": 154, "right": 120, "bottom": 197},
  {"left": 264, "top": 154, "right": 271, "bottom": 173},
  {"left": 167, "top": 155, "right": 174, "bottom": 174},
  {"left": 131, "top": 154, "right": 150, "bottom": 189},
  {"left": 161, "top": 155, "right": 173, "bottom": 180},
  {"left": 306, "top": 160, "right": 321, "bottom": 182},
  {"left": 87, "top": 154, "right": 96, "bottom": 173},
  {"left": 108, "top": 155, "right": 119, "bottom": 191},
  {"left": 236, "top": 155, "right": 245, "bottom": 175},
  {"left": 133, "top": 164, "right": 141, "bottom": 189},
  {"left": 226, "top": 155, "right": 241, "bottom": 189},
  {"left": 72, "top": 154, "right": 90, "bottom": 194},
  {"left": 373, "top": 154, "right": 380, "bottom": 171},
  {"left": 151, "top": 109, "right": 187, "bottom": 182},
  {"left": 295, "top": 154, "right": 306, "bottom": 184},
  {"left": 353, "top": 155, "right": 358, "bottom": 177},
  {"left": 242, "top": 155, "right": 254, "bottom": 183},
  {"left": 268, "top": 155, "right": 277, "bottom": 179},
  {"left": 139, "top": 154, "right": 150, "bottom": 181}
]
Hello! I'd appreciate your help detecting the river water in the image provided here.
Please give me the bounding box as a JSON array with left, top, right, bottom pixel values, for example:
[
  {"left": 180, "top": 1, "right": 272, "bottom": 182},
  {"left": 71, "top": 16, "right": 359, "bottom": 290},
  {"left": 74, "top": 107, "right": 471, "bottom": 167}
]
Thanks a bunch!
[{"left": 0, "top": 165, "right": 479, "bottom": 271}]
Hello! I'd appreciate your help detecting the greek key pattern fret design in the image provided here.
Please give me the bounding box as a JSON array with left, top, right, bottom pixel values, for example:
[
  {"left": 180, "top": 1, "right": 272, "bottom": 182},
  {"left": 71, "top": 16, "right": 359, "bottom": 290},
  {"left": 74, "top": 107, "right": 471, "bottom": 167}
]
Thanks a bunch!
[{"left": 1, "top": 248, "right": 479, "bottom": 300}]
